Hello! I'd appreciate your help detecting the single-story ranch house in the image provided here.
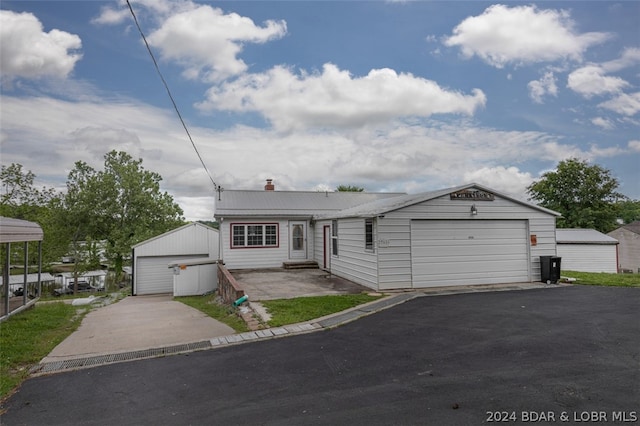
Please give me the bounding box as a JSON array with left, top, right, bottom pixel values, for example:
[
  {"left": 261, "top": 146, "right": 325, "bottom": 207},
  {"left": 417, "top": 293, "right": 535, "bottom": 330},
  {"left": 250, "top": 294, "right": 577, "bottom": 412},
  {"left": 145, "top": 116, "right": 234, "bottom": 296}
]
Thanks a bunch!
[{"left": 215, "top": 181, "right": 561, "bottom": 291}]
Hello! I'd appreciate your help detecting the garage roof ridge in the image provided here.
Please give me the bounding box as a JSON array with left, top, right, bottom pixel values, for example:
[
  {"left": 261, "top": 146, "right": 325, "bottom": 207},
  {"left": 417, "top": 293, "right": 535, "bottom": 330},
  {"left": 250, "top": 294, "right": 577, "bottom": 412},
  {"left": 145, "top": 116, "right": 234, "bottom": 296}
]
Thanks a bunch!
[{"left": 132, "top": 222, "right": 217, "bottom": 249}]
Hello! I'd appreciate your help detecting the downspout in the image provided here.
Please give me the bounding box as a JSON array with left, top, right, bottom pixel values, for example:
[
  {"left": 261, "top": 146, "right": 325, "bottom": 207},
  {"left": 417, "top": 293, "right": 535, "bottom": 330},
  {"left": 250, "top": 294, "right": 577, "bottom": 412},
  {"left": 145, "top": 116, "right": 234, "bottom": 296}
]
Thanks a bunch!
[{"left": 131, "top": 248, "right": 136, "bottom": 295}]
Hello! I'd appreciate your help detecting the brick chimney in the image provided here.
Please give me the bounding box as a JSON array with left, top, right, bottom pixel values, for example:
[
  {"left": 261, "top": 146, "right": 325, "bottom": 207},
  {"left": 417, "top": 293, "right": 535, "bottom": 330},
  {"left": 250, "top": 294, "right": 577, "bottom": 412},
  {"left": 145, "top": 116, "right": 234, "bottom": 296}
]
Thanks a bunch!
[{"left": 264, "top": 179, "right": 275, "bottom": 191}]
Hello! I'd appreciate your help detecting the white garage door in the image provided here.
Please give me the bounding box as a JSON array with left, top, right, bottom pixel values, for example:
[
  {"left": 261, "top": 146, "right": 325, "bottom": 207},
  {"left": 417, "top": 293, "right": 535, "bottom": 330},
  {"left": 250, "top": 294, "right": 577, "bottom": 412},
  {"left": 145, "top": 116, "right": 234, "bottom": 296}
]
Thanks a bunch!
[
  {"left": 136, "top": 255, "right": 206, "bottom": 295},
  {"left": 411, "top": 220, "right": 529, "bottom": 288}
]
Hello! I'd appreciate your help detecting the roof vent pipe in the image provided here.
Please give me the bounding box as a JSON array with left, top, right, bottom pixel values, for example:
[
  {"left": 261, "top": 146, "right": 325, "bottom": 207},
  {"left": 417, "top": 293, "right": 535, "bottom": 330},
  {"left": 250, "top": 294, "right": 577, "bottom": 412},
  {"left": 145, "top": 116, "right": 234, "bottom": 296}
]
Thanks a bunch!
[{"left": 265, "top": 179, "right": 275, "bottom": 191}]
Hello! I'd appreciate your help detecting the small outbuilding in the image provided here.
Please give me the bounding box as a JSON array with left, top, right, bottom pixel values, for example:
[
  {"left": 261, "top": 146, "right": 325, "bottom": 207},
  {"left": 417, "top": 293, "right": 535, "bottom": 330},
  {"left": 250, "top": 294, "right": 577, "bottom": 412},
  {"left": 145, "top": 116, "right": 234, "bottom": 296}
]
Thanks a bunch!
[
  {"left": 607, "top": 221, "right": 640, "bottom": 273},
  {"left": 556, "top": 229, "right": 618, "bottom": 273},
  {"left": 132, "top": 222, "right": 219, "bottom": 295}
]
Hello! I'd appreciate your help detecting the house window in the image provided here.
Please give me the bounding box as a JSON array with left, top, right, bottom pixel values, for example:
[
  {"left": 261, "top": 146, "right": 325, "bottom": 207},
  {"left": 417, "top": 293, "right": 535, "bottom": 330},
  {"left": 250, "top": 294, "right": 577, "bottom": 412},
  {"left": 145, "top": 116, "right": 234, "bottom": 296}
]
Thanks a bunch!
[
  {"left": 331, "top": 220, "right": 338, "bottom": 256},
  {"left": 365, "top": 218, "right": 374, "bottom": 251},
  {"left": 231, "top": 224, "right": 278, "bottom": 248}
]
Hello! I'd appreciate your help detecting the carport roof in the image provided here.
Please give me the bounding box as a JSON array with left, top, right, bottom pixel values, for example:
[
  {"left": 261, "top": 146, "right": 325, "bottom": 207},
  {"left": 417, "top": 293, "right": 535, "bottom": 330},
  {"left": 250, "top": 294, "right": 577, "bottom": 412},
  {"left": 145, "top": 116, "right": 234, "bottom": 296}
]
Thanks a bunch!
[
  {"left": 316, "top": 183, "right": 561, "bottom": 219},
  {"left": 0, "top": 217, "right": 44, "bottom": 243}
]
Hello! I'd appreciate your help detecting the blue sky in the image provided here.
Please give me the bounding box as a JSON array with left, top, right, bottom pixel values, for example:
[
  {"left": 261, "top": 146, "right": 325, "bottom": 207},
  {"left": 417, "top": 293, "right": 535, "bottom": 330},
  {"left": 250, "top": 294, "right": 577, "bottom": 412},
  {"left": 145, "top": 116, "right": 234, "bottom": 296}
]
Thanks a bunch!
[{"left": 1, "top": 1, "right": 639, "bottom": 220}]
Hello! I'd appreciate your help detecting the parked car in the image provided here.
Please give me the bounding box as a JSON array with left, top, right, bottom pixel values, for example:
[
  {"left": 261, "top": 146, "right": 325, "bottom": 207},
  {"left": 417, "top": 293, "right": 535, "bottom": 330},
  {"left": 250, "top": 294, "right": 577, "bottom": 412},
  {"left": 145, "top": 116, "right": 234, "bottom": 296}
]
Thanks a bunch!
[{"left": 53, "top": 281, "right": 103, "bottom": 296}]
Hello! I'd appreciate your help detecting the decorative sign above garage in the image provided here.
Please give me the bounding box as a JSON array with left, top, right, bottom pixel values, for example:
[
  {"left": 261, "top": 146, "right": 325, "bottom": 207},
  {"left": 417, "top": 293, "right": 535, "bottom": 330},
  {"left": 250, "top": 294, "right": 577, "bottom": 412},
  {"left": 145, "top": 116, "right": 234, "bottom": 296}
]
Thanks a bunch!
[{"left": 449, "top": 189, "right": 495, "bottom": 201}]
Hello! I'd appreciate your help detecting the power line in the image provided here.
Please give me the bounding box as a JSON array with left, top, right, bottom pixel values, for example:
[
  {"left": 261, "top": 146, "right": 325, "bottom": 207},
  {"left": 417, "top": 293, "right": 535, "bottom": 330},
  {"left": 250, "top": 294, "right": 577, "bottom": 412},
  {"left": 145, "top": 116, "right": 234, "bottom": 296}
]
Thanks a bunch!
[{"left": 125, "top": 0, "right": 218, "bottom": 191}]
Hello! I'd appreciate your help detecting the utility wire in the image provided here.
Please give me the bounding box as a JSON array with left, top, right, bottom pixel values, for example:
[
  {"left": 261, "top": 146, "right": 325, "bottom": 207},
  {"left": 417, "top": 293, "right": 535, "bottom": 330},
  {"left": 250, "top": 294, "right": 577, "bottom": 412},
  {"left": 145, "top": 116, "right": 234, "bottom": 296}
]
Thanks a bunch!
[{"left": 126, "top": 0, "right": 218, "bottom": 191}]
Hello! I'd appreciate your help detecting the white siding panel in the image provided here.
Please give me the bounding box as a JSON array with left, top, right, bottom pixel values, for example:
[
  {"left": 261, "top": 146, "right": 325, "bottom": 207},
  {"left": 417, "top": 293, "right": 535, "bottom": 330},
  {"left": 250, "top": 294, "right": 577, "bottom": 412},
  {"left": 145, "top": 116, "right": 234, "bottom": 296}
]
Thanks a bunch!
[
  {"left": 328, "top": 218, "right": 378, "bottom": 289},
  {"left": 556, "top": 244, "right": 618, "bottom": 273},
  {"left": 411, "top": 220, "right": 529, "bottom": 287},
  {"left": 136, "top": 255, "right": 206, "bottom": 295}
]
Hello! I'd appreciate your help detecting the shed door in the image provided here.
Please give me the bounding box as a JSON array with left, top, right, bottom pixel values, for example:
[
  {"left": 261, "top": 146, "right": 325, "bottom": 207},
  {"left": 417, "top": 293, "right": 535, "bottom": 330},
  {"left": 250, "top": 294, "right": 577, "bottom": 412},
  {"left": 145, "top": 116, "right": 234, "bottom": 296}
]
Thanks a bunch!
[
  {"left": 135, "top": 255, "right": 205, "bottom": 295},
  {"left": 411, "top": 220, "right": 529, "bottom": 288}
]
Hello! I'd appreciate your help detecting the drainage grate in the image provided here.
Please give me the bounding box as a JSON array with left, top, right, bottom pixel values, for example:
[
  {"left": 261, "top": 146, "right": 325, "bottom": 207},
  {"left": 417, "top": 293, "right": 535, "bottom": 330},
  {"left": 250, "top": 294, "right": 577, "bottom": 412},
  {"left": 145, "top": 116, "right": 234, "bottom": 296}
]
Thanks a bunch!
[{"left": 31, "top": 341, "right": 212, "bottom": 375}]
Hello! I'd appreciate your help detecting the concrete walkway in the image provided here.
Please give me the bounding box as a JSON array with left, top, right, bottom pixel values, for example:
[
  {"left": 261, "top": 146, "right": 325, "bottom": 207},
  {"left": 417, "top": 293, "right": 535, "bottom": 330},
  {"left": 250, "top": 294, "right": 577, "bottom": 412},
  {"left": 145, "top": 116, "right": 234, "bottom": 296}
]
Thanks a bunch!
[{"left": 41, "top": 294, "right": 234, "bottom": 363}]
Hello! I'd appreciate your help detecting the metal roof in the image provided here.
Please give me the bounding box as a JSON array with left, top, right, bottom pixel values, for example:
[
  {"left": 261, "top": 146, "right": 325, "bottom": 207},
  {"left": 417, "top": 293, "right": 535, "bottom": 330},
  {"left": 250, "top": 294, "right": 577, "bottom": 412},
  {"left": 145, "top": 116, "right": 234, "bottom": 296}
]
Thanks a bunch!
[
  {"left": 556, "top": 229, "right": 619, "bottom": 245},
  {"left": 316, "top": 183, "right": 561, "bottom": 219},
  {"left": 0, "top": 273, "right": 55, "bottom": 286},
  {"left": 0, "top": 217, "right": 44, "bottom": 243},
  {"left": 215, "top": 190, "right": 405, "bottom": 218}
]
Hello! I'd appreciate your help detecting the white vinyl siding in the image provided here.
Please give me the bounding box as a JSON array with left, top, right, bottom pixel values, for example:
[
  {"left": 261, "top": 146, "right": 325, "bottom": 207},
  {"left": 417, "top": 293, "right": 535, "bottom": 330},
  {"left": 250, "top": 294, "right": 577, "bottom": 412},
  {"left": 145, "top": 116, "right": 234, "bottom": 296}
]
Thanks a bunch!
[
  {"left": 221, "top": 219, "right": 311, "bottom": 269},
  {"left": 375, "top": 194, "right": 555, "bottom": 290},
  {"left": 556, "top": 244, "right": 618, "bottom": 273},
  {"left": 326, "top": 218, "right": 378, "bottom": 289},
  {"left": 411, "top": 220, "right": 529, "bottom": 287},
  {"left": 132, "top": 223, "right": 219, "bottom": 295},
  {"left": 136, "top": 255, "right": 207, "bottom": 295}
]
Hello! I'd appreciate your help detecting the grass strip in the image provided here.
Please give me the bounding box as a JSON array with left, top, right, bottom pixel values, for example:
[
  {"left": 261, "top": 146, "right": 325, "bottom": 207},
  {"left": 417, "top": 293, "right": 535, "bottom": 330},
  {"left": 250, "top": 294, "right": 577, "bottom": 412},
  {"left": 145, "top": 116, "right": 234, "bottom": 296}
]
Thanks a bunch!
[
  {"left": 262, "top": 293, "right": 383, "bottom": 327},
  {"left": 175, "top": 294, "right": 249, "bottom": 333},
  {"left": 0, "top": 302, "right": 88, "bottom": 399},
  {"left": 562, "top": 270, "right": 640, "bottom": 287}
]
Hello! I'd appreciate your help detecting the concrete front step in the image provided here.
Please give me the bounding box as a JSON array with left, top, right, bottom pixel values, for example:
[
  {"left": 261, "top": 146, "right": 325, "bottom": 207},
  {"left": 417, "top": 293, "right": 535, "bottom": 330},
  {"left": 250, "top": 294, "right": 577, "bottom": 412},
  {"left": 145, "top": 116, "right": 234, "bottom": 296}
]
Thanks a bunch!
[{"left": 282, "top": 261, "right": 319, "bottom": 269}]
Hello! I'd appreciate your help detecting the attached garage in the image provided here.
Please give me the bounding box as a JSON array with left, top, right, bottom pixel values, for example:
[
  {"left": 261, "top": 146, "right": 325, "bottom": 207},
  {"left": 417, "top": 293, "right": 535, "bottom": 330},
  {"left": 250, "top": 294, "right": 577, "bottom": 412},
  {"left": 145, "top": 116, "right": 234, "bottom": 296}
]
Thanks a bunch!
[
  {"left": 316, "top": 184, "right": 560, "bottom": 291},
  {"left": 132, "top": 223, "right": 219, "bottom": 295},
  {"left": 411, "top": 220, "right": 529, "bottom": 287}
]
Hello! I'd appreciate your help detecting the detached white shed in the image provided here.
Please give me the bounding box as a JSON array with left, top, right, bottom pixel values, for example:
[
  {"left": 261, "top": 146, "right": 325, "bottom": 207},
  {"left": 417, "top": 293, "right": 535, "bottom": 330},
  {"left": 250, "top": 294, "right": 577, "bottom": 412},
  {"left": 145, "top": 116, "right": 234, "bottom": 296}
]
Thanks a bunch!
[
  {"left": 132, "top": 223, "right": 219, "bottom": 295},
  {"left": 556, "top": 229, "right": 618, "bottom": 273}
]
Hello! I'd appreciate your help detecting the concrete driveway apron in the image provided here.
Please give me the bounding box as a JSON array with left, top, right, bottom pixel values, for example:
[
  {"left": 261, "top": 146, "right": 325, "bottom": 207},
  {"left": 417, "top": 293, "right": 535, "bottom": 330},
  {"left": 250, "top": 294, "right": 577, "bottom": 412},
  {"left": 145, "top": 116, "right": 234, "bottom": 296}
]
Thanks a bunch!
[{"left": 42, "top": 294, "right": 234, "bottom": 362}]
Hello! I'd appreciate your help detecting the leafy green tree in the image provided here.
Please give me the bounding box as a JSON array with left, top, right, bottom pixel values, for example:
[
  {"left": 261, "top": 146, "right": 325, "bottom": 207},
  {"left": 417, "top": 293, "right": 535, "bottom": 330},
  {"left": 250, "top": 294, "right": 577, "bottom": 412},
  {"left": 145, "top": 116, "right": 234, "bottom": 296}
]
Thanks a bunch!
[
  {"left": 1, "top": 163, "right": 63, "bottom": 267},
  {"left": 527, "top": 158, "right": 626, "bottom": 232},
  {"left": 65, "top": 151, "right": 185, "bottom": 279},
  {"left": 615, "top": 199, "right": 640, "bottom": 225},
  {"left": 336, "top": 185, "right": 365, "bottom": 192}
]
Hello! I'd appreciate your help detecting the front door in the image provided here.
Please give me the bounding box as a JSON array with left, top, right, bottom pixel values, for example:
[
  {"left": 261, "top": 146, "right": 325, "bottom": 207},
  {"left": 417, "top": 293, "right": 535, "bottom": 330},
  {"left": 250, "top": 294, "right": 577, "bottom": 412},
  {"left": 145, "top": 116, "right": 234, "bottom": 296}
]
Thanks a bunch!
[{"left": 289, "top": 221, "right": 307, "bottom": 259}]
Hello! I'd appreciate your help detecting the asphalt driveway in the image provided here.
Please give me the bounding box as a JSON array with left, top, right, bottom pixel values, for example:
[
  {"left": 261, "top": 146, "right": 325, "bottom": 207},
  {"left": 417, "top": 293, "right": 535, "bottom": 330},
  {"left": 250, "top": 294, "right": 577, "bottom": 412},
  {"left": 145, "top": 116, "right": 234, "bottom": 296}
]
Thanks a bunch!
[{"left": 2, "top": 286, "right": 638, "bottom": 425}]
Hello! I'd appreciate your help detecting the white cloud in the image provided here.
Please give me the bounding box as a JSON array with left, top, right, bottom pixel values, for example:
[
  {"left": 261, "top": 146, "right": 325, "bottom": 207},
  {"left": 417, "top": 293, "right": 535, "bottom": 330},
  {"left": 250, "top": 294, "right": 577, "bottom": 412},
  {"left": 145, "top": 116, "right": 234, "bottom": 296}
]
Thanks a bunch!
[
  {"left": 628, "top": 140, "right": 640, "bottom": 153},
  {"left": 591, "top": 117, "right": 615, "bottom": 130},
  {"left": 567, "top": 65, "right": 629, "bottom": 98},
  {"left": 528, "top": 72, "right": 558, "bottom": 104},
  {"left": 197, "top": 63, "right": 487, "bottom": 131},
  {"left": 443, "top": 4, "right": 610, "bottom": 68},
  {"left": 599, "top": 92, "right": 640, "bottom": 116},
  {"left": 0, "top": 10, "right": 82, "bottom": 82},
  {"left": 2, "top": 94, "right": 631, "bottom": 220},
  {"left": 463, "top": 166, "right": 534, "bottom": 197},
  {"left": 146, "top": 5, "right": 286, "bottom": 82}
]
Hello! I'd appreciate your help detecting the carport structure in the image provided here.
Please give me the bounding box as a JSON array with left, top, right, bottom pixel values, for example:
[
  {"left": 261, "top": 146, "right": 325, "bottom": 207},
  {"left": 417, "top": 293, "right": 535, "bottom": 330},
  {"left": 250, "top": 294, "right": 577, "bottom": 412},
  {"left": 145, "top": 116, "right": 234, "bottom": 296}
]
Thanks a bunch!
[{"left": 1, "top": 217, "right": 44, "bottom": 320}]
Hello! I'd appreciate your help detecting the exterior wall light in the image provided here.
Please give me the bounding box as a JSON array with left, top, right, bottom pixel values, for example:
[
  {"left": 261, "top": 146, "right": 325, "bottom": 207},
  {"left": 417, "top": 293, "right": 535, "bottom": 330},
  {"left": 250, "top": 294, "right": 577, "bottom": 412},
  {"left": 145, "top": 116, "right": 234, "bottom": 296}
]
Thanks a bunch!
[{"left": 471, "top": 204, "right": 478, "bottom": 216}]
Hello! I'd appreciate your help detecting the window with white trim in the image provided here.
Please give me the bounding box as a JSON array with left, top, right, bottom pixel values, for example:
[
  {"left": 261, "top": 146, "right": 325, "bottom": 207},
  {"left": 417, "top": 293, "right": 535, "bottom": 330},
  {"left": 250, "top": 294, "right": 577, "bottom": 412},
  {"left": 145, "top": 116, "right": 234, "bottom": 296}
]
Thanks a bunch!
[
  {"left": 331, "top": 220, "right": 338, "bottom": 256},
  {"left": 365, "top": 218, "right": 374, "bottom": 251},
  {"left": 231, "top": 224, "right": 278, "bottom": 248}
]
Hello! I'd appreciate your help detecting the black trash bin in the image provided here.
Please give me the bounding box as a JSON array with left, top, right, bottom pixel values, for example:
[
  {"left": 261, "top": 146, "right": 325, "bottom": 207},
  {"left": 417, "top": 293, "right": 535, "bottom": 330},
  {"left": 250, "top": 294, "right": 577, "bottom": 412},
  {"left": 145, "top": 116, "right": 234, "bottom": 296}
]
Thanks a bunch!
[{"left": 540, "top": 256, "right": 561, "bottom": 284}]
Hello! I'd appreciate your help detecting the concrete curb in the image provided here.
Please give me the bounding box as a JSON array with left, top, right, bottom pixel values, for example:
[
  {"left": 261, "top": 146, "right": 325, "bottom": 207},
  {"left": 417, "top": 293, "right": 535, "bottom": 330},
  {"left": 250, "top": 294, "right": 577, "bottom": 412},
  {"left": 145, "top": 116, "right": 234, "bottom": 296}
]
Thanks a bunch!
[{"left": 32, "top": 283, "right": 561, "bottom": 375}]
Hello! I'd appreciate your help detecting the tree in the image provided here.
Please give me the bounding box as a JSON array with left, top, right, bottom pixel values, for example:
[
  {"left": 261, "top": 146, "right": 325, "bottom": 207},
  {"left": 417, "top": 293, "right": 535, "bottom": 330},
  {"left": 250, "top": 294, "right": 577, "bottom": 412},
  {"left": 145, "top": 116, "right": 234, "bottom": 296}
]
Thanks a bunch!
[
  {"left": 65, "top": 151, "right": 185, "bottom": 279},
  {"left": 336, "top": 185, "right": 364, "bottom": 192},
  {"left": 615, "top": 199, "right": 640, "bottom": 225},
  {"left": 1, "top": 163, "right": 64, "bottom": 266},
  {"left": 527, "top": 158, "right": 626, "bottom": 232}
]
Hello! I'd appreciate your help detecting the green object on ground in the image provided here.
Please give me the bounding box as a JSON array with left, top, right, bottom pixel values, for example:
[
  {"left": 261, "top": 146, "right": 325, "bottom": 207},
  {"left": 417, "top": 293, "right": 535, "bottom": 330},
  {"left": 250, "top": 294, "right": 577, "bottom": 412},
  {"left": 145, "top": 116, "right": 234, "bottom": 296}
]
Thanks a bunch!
[{"left": 175, "top": 294, "right": 249, "bottom": 333}]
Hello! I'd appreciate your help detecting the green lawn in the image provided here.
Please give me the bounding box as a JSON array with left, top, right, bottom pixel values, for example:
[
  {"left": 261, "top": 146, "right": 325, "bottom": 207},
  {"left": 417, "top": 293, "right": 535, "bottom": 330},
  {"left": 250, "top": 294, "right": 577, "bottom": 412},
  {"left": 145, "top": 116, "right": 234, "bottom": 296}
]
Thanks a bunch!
[
  {"left": 262, "top": 293, "right": 384, "bottom": 327},
  {"left": 0, "top": 303, "right": 88, "bottom": 400},
  {"left": 175, "top": 294, "right": 249, "bottom": 332},
  {"left": 562, "top": 270, "right": 640, "bottom": 287}
]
